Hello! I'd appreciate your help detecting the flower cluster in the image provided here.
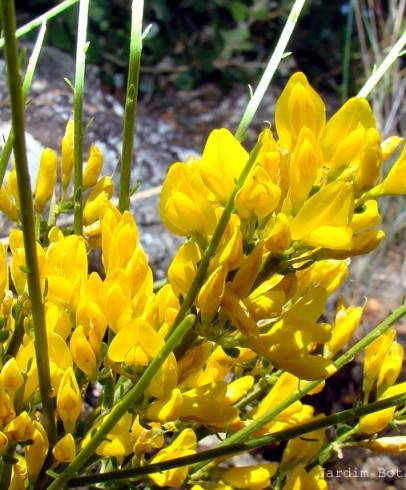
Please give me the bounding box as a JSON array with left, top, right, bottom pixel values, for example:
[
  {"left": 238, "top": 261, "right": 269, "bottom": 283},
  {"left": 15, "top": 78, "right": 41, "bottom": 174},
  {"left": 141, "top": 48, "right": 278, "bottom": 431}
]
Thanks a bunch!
[{"left": 0, "top": 72, "right": 405, "bottom": 489}]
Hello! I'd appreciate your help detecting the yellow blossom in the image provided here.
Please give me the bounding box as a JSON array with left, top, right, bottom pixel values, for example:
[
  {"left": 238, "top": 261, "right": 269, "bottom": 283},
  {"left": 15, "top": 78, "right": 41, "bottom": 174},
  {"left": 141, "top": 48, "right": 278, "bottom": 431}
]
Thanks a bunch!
[
  {"left": 83, "top": 144, "right": 103, "bottom": 189},
  {"left": 221, "top": 464, "right": 277, "bottom": 490},
  {"left": 53, "top": 433, "right": 76, "bottom": 463},
  {"left": 34, "top": 148, "right": 58, "bottom": 212},
  {"left": 282, "top": 465, "right": 328, "bottom": 490},
  {"left": 0, "top": 358, "right": 24, "bottom": 397},
  {"left": 325, "top": 303, "right": 363, "bottom": 357},
  {"left": 61, "top": 119, "right": 74, "bottom": 189},
  {"left": 56, "top": 367, "right": 82, "bottom": 432},
  {"left": 70, "top": 325, "right": 97, "bottom": 376},
  {"left": 0, "top": 388, "right": 15, "bottom": 429},
  {"left": 25, "top": 421, "right": 48, "bottom": 478}
]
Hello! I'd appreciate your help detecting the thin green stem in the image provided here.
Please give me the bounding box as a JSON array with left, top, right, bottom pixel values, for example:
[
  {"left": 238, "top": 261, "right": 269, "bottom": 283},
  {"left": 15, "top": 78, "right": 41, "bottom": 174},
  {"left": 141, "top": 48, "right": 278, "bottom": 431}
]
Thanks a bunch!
[
  {"left": 234, "top": 0, "right": 307, "bottom": 142},
  {"left": 315, "top": 426, "right": 358, "bottom": 467},
  {"left": 5, "top": 302, "right": 25, "bottom": 357},
  {"left": 73, "top": 0, "right": 89, "bottom": 235},
  {"left": 0, "top": 0, "right": 56, "bottom": 445},
  {"left": 47, "top": 314, "right": 196, "bottom": 490},
  {"left": 191, "top": 303, "right": 406, "bottom": 475},
  {"left": 0, "top": 0, "right": 79, "bottom": 48},
  {"left": 0, "top": 21, "right": 46, "bottom": 187},
  {"left": 118, "top": 0, "right": 144, "bottom": 212},
  {"left": 66, "top": 393, "right": 406, "bottom": 486},
  {"left": 358, "top": 26, "right": 406, "bottom": 97}
]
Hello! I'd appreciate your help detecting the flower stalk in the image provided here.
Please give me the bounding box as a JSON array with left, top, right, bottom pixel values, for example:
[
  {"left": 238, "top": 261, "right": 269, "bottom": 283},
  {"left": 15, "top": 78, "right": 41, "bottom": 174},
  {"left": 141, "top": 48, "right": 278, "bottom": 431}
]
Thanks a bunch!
[
  {"left": 118, "top": 0, "right": 144, "bottom": 212},
  {"left": 0, "top": 20, "right": 47, "bottom": 187},
  {"left": 73, "top": 0, "right": 89, "bottom": 235},
  {"left": 66, "top": 393, "right": 406, "bottom": 486},
  {"left": 47, "top": 313, "right": 196, "bottom": 490},
  {"left": 234, "top": 0, "right": 307, "bottom": 142},
  {"left": 0, "top": 0, "right": 56, "bottom": 445}
]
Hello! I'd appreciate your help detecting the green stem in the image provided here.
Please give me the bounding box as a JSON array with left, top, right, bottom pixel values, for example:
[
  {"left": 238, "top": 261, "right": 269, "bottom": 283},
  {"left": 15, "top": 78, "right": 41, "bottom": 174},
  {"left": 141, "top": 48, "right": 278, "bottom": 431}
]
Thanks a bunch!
[
  {"left": 73, "top": 0, "right": 89, "bottom": 235},
  {"left": 5, "top": 302, "right": 25, "bottom": 357},
  {"left": 234, "top": 0, "right": 307, "bottom": 142},
  {"left": 66, "top": 393, "right": 406, "bottom": 487},
  {"left": 0, "top": 21, "right": 46, "bottom": 187},
  {"left": 191, "top": 302, "right": 406, "bottom": 475},
  {"left": 358, "top": 26, "right": 406, "bottom": 98},
  {"left": 47, "top": 314, "right": 196, "bottom": 490},
  {"left": 315, "top": 426, "right": 358, "bottom": 467},
  {"left": 118, "top": 0, "right": 144, "bottom": 212},
  {"left": 0, "top": 0, "right": 56, "bottom": 445},
  {"left": 170, "top": 141, "right": 261, "bottom": 354}
]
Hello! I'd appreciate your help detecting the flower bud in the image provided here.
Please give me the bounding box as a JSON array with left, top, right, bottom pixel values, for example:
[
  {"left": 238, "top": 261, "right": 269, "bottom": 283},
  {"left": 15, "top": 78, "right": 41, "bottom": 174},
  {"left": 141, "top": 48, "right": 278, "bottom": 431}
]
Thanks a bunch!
[
  {"left": 61, "top": 120, "right": 74, "bottom": 189},
  {"left": 4, "top": 411, "right": 34, "bottom": 442},
  {"left": 377, "top": 342, "right": 404, "bottom": 398},
  {"left": 70, "top": 325, "right": 97, "bottom": 376},
  {"left": 53, "top": 433, "right": 76, "bottom": 463},
  {"left": 56, "top": 367, "right": 82, "bottom": 432},
  {"left": 197, "top": 264, "right": 228, "bottom": 321},
  {"left": 34, "top": 148, "right": 58, "bottom": 212},
  {"left": 0, "top": 388, "right": 16, "bottom": 429},
  {"left": 83, "top": 144, "right": 103, "bottom": 189},
  {"left": 0, "top": 358, "right": 24, "bottom": 397}
]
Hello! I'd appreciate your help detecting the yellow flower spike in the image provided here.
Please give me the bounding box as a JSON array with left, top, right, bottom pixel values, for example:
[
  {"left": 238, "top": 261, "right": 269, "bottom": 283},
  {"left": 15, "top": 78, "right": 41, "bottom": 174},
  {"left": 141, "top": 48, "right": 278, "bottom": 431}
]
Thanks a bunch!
[
  {"left": 363, "top": 328, "right": 395, "bottom": 399},
  {"left": 221, "top": 463, "right": 277, "bottom": 490},
  {"left": 4, "top": 411, "right": 34, "bottom": 442},
  {"left": 160, "top": 161, "right": 217, "bottom": 236},
  {"left": 376, "top": 342, "right": 404, "bottom": 398},
  {"left": 56, "top": 367, "right": 82, "bottom": 433},
  {"left": 25, "top": 421, "right": 48, "bottom": 478},
  {"left": 231, "top": 241, "right": 264, "bottom": 299},
  {"left": 359, "top": 381, "right": 406, "bottom": 434},
  {"left": 150, "top": 428, "right": 197, "bottom": 488},
  {"left": 52, "top": 433, "right": 76, "bottom": 463},
  {"left": 222, "top": 287, "right": 259, "bottom": 336},
  {"left": 290, "top": 180, "right": 354, "bottom": 247},
  {"left": 358, "top": 436, "right": 406, "bottom": 454},
  {"left": 282, "top": 465, "right": 328, "bottom": 490},
  {"left": 225, "top": 375, "right": 254, "bottom": 404},
  {"left": 281, "top": 427, "right": 325, "bottom": 469},
  {"left": 0, "top": 388, "right": 16, "bottom": 429},
  {"left": 61, "top": 119, "right": 74, "bottom": 189},
  {"left": 83, "top": 144, "right": 103, "bottom": 189},
  {"left": 199, "top": 128, "right": 249, "bottom": 201},
  {"left": 325, "top": 303, "right": 363, "bottom": 357},
  {"left": 0, "top": 431, "right": 7, "bottom": 454},
  {"left": 197, "top": 264, "right": 228, "bottom": 321},
  {"left": 289, "top": 127, "right": 323, "bottom": 208},
  {"left": 70, "top": 325, "right": 97, "bottom": 376},
  {"left": 354, "top": 128, "right": 382, "bottom": 195},
  {"left": 381, "top": 136, "right": 404, "bottom": 161},
  {"left": 321, "top": 97, "right": 376, "bottom": 163},
  {"left": 378, "top": 143, "right": 406, "bottom": 195},
  {"left": 0, "top": 358, "right": 24, "bottom": 397},
  {"left": 235, "top": 166, "right": 281, "bottom": 219},
  {"left": 0, "top": 186, "right": 18, "bottom": 221},
  {"left": 147, "top": 388, "right": 184, "bottom": 422},
  {"left": 350, "top": 200, "right": 381, "bottom": 233},
  {"left": 275, "top": 72, "right": 326, "bottom": 151},
  {"left": 168, "top": 240, "right": 201, "bottom": 298},
  {"left": 34, "top": 148, "right": 58, "bottom": 213}
]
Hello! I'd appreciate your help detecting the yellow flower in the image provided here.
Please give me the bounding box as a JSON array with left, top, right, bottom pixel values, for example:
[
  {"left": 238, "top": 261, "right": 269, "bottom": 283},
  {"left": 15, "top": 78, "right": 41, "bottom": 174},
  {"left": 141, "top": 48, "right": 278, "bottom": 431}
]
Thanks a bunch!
[
  {"left": 363, "top": 329, "right": 395, "bottom": 398},
  {"left": 376, "top": 342, "right": 404, "bottom": 398},
  {"left": 197, "top": 264, "right": 228, "bottom": 321},
  {"left": 290, "top": 180, "right": 354, "bottom": 250},
  {"left": 378, "top": 143, "right": 406, "bottom": 195},
  {"left": 25, "top": 421, "right": 48, "bottom": 478},
  {"left": 225, "top": 375, "right": 254, "bottom": 404},
  {"left": 61, "top": 119, "right": 74, "bottom": 189},
  {"left": 168, "top": 240, "right": 200, "bottom": 298},
  {"left": 0, "top": 358, "right": 24, "bottom": 397},
  {"left": 350, "top": 200, "right": 381, "bottom": 233},
  {"left": 281, "top": 427, "right": 325, "bottom": 468},
  {"left": 199, "top": 128, "right": 248, "bottom": 201},
  {"left": 147, "top": 388, "right": 184, "bottom": 423},
  {"left": 53, "top": 433, "right": 76, "bottom": 463},
  {"left": 230, "top": 241, "right": 264, "bottom": 299},
  {"left": 4, "top": 412, "right": 34, "bottom": 442},
  {"left": 235, "top": 166, "right": 281, "bottom": 219},
  {"left": 359, "top": 381, "right": 406, "bottom": 434},
  {"left": 275, "top": 72, "right": 326, "bottom": 151},
  {"left": 282, "top": 465, "right": 327, "bottom": 490},
  {"left": 70, "top": 325, "right": 97, "bottom": 376},
  {"left": 150, "top": 429, "right": 197, "bottom": 487},
  {"left": 325, "top": 303, "right": 363, "bottom": 357},
  {"left": 0, "top": 431, "right": 7, "bottom": 455},
  {"left": 83, "top": 177, "right": 114, "bottom": 225},
  {"left": 354, "top": 128, "right": 382, "bottom": 195},
  {"left": 160, "top": 160, "right": 217, "bottom": 236},
  {"left": 0, "top": 185, "right": 18, "bottom": 221},
  {"left": 358, "top": 436, "right": 406, "bottom": 454},
  {"left": 381, "top": 136, "right": 403, "bottom": 160},
  {"left": 0, "top": 388, "right": 16, "bottom": 429},
  {"left": 56, "top": 367, "right": 82, "bottom": 432},
  {"left": 262, "top": 213, "right": 291, "bottom": 252},
  {"left": 221, "top": 464, "right": 277, "bottom": 490},
  {"left": 34, "top": 148, "right": 58, "bottom": 212},
  {"left": 83, "top": 144, "right": 103, "bottom": 189}
]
